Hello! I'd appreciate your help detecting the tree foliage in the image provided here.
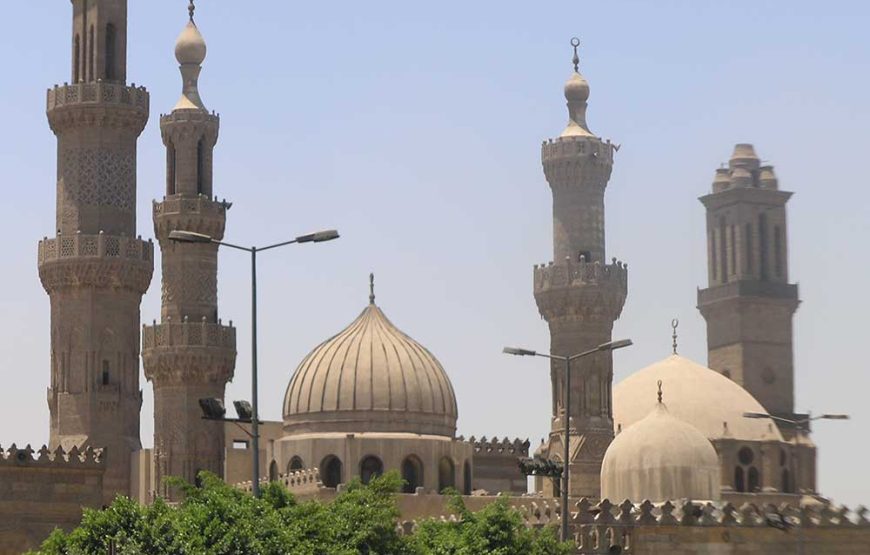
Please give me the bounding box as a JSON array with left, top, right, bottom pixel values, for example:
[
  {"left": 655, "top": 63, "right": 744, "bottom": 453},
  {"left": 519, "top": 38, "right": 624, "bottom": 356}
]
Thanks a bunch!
[{"left": 30, "top": 471, "right": 571, "bottom": 555}]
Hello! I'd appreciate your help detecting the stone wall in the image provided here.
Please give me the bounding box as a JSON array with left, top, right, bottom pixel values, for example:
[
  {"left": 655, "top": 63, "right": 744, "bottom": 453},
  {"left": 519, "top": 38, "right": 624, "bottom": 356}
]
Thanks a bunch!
[
  {"left": 466, "top": 436, "right": 529, "bottom": 494},
  {"left": 0, "top": 445, "right": 105, "bottom": 554}
]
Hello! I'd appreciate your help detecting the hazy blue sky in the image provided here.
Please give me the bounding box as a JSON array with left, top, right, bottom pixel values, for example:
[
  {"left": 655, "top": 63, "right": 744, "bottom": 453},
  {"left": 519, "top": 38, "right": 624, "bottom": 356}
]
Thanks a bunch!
[{"left": 1, "top": 1, "right": 868, "bottom": 507}]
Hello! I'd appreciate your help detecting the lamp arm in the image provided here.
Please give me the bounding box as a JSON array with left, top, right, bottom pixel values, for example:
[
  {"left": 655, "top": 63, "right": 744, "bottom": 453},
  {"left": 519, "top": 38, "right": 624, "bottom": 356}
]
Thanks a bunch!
[
  {"left": 257, "top": 238, "right": 300, "bottom": 252},
  {"left": 214, "top": 240, "right": 253, "bottom": 252}
]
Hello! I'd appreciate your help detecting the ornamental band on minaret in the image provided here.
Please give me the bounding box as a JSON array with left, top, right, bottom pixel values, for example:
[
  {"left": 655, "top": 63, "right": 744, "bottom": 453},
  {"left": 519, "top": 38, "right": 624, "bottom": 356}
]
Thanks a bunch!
[
  {"left": 533, "top": 41, "right": 627, "bottom": 499},
  {"left": 38, "top": 0, "right": 152, "bottom": 503},
  {"left": 141, "top": 2, "right": 237, "bottom": 499}
]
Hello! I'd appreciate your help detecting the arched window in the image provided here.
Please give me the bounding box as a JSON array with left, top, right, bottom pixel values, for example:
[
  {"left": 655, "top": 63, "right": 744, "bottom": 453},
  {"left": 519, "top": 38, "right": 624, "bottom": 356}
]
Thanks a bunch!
[
  {"left": 88, "top": 25, "right": 95, "bottom": 81},
  {"left": 401, "top": 455, "right": 424, "bottom": 493},
  {"left": 759, "top": 213, "right": 769, "bottom": 280},
  {"left": 734, "top": 466, "right": 745, "bottom": 492},
  {"left": 463, "top": 461, "right": 472, "bottom": 495},
  {"left": 359, "top": 456, "right": 384, "bottom": 485},
  {"left": 730, "top": 225, "right": 737, "bottom": 275},
  {"left": 773, "top": 226, "right": 783, "bottom": 278},
  {"left": 738, "top": 447, "right": 754, "bottom": 466},
  {"left": 782, "top": 469, "right": 792, "bottom": 493},
  {"left": 744, "top": 223, "right": 753, "bottom": 274},
  {"left": 710, "top": 231, "right": 718, "bottom": 282},
  {"left": 105, "top": 24, "right": 117, "bottom": 81},
  {"left": 196, "top": 137, "right": 205, "bottom": 194},
  {"left": 438, "top": 457, "right": 455, "bottom": 493},
  {"left": 101, "top": 360, "right": 110, "bottom": 386},
  {"left": 748, "top": 466, "right": 760, "bottom": 492},
  {"left": 166, "top": 143, "right": 176, "bottom": 196},
  {"left": 320, "top": 455, "right": 342, "bottom": 488},
  {"left": 269, "top": 460, "right": 279, "bottom": 482},
  {"left": 287, "top": 456, "right": 304, "bottom": 474},
  {"left": 74, "top": 35, "right": 81, "bottom": 83}
]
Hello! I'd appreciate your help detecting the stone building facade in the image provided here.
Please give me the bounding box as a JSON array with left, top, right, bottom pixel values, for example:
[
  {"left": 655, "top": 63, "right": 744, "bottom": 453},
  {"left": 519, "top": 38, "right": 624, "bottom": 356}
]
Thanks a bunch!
[
  {"left": 532, "top": 43, "right": 628, "bottom": 501},
  {"left": 141, "top": 5, "right": 237, "bottom": 500},
  {"left": 38, "top": 0, "right": 152, "bottom": 505}
]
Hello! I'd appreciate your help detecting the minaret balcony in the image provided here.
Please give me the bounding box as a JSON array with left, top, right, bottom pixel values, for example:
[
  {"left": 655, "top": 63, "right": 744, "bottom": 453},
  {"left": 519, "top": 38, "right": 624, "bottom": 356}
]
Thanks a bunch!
[
  {"left": 37, "top": 233, "right": 153, "bottom": 294},
  {"left": 153, "top": 195, "right": 228, "bottom": 241},
  {"left": 46, "top": 82, "right": 149, "bottom": 134},
  {"left": 142, "top": 319, "right": 237, "bottom": 385},
  {"left": 533, "top": 259, "right": 628, "bottom": 323}
]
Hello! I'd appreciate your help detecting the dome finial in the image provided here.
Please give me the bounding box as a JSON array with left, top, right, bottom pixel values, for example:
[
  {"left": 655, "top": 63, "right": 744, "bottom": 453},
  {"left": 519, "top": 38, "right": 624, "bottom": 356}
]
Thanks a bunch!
[
  {"left": 369, "top": 273, "right": 376, "bottom": 304},
  {"left": 657, "top": 380, "right": 663, "bottom": 404},
  {"left": 671, "top": 318, "right": 679, "bottom": 355},
  {"left": 188, "top": 0, "right": 196, "bottom": 22},
  {"left": 571, "top": 37, "right": 580, "bottom": 73}
]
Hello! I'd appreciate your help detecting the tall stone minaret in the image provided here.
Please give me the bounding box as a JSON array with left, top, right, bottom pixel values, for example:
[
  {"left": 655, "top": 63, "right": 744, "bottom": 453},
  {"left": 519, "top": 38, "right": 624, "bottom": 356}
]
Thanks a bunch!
[
  {"left": 697, "top": 144, "right": 800, "bottom": 435},
  {"left": 38, "top": 0, "right": 152, "bottom": 503},
  {"left": 142, "top": 2, "right": 236, "bottom": 499},
  {"left": 533, "top": 43, "right": 628, "bottom": 499}
]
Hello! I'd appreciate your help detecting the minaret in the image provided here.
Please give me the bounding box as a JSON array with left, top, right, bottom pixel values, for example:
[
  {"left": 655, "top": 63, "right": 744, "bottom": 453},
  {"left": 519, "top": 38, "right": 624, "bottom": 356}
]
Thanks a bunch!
[
  {"left": 142, "top": 2, "right": 236, "bottom": 499},
  {"left": 38, "top": 0, "right": 152, "bottom": 503},
  {"left": 697, "top": 144, "right": 800, "bottom": 435},
  {"left": 533, "top": 41, "right": 627, "bottom": 499}
]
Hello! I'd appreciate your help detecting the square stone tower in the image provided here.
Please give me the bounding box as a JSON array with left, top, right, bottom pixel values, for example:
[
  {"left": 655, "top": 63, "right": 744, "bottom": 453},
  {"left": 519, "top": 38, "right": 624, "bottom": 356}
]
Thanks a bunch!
[
  {"left": 697, "top": 144, "right": 801, "bottom": 435},
  {"left": 533, "top": 44, "right": 627, "bottom": 499},
  {"left": 38, "top": 0, "right": 152, "bottom": 504}
]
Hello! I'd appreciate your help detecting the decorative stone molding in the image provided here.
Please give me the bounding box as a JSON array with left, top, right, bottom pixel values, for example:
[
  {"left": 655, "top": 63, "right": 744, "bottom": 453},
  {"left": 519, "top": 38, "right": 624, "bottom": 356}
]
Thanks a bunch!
[
  {"left": 46, "top": 83, "right": 149, "bottom": 134},
  {"left": 153, "top": 195, "right": 228, "bottom": 240},
  {"left": 533, "top": 258, "right": 628, "bottom": 323},
  {"left": 541, "top": 136, "right": 616, "bottom": 189},
  {"left": 142, "top": 320, "right": 236, "bottom": 385},
  {"left": 464, "top": 436, "right": 531, "bottom": 456},
  {"left": 0, "top": 444, "right": 104, "bottom": 469},
  {"left": 236, "top": 468, "right": 323, "bottom": 495},
  {"left": 160, "top": 109, "right": 220, "bottom": 145},
  {"left": 37, "top": 233, "right": 153, "bottom": 294}
]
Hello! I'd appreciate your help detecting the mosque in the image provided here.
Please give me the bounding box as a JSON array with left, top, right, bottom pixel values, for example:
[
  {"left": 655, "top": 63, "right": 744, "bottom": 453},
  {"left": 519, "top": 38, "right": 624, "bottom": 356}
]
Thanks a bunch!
[{"left": 1, "top": 1, "right": 868, "bottom": 554}]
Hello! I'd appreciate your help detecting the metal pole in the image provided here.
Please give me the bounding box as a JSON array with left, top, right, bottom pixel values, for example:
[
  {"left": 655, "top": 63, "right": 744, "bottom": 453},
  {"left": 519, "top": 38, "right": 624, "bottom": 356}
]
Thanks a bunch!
[
  {"left": 251, "top": 246, "right": 260, "bottom": 498},
  {"left": 562, "top": 356, "right": 570, "bottom": 543}
]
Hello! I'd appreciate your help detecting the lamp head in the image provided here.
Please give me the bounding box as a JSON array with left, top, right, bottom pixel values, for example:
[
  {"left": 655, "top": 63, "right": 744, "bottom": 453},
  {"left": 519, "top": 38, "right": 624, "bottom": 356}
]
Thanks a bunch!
[
  {"left": 742, "top": 412, "right": 770, "bottom": 419},
  {"left": 503, "top": 347, "right": 537, "bottom": 357},
  {"left": 233, "top": 400, "right": 253, "bottom": 422},
  {"left": 169, "top": 230, "right": 214, "bottom": 243},
  {"left": 295, "top": 229, "right": 340, "bottom": 243},
  {"left": 819, "top": 414, "right": 850, "bottom": 420},
  {"left": 598, "top": 338, "right": 633, "bottom": 352},
  {"left": 199, "top": 398, "right": 226, "bottom": 420}
]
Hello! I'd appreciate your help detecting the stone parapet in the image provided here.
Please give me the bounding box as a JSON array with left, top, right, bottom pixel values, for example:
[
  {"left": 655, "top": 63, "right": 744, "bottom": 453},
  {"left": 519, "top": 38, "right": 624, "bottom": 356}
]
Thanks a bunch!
[
  {"left": 0, "top": 444, "right": 104, "bottom": 469},
  {"left": 464, "top": 436, "right": 531, "bottom": 456},
  {"left": 37, "top": 233, "right": 153, "bottom": 294},
  {"left": 153, "top": 195, "right": 228, "bottom": 240},
  {"left": 46, "top": 82, "right": 149, "bottom": 134},
  {"left": 541, "top": 136, "right": 616, "bottom": 189},
  {"left": 236, "top": 468, "right": 324, "bottom": 496},
  {"left": 534, "top": 258, "right": 628, "bottom": 322},
  {"left": 142, "top": 319, "right": 236, "bottom": 385}
]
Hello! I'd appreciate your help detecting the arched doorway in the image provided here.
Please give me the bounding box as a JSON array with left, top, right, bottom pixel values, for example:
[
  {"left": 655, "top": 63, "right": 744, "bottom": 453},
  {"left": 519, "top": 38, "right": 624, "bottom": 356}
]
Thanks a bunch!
[
  {"left": 734, "top": 466, "right": 745, "bottom": 492},
  {"left": 438, "top": 457, "right": 455, "bottom": 493},
  {"left": 463, "top": 460, "right": 472, "bottom": 495},
  {"left": 360, "top": 455, "right": 384, "bottom": 485},
  {"left": 321, "top": 455, "right": 343, "bottom": 488},
  {"left": 269, "top": 460, "right": 279, "bottom": 482},
  {"left": 288, "top": 456, "right": 304, "bottom": 473},
  {"left": 401, "top": 455, "right": 424, "bottom": 493}
]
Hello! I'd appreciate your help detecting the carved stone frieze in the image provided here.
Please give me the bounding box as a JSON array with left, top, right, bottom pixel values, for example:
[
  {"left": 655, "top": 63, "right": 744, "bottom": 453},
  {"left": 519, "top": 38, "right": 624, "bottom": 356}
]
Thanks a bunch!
[
  {"left": 47, "top": 83, "right": 149, "bottom": 135},
  {"left": 37, "top": 235, "right": 153, "bottom": 295},
  {"left": 153, "top": 196, "right": 227, "bottom": 241}
]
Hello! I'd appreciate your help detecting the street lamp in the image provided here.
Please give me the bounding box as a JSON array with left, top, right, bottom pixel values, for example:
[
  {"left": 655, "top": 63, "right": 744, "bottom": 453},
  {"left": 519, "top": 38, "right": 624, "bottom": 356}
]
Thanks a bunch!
[
  {"left": 171, "top": 228, "right": 340, "bottom": 497},
  {"left": 503, "top": 338, "right": 633, "bottom": 542}
]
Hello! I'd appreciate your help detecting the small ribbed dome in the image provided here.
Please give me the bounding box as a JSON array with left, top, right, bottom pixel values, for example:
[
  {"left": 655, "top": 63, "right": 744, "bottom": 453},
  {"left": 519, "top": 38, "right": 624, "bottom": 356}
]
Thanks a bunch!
[
  {"left": 602, "top": 402, "right": 721, "bottom": 502},
  {"left": 283, "top": 294, "right": 458, "bottom": 437},
  {"left": 564, "top": 72, "right": 590, "bottom": 103},
  {"left": 613, "top": 355, "right": 784, "bottom": 443},
  {"left": 175, "top": 21, "right": 207, "bottom": 65}
]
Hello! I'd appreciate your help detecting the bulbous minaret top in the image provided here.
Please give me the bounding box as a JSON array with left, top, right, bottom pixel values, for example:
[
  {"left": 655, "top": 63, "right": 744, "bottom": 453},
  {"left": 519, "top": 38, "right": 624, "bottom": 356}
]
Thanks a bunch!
[
  {"left": 173, "top": 1, "right": 208, "bottom": 111},
  {"left": 561, "top": 38, "right": 593, "bottom": 138}
]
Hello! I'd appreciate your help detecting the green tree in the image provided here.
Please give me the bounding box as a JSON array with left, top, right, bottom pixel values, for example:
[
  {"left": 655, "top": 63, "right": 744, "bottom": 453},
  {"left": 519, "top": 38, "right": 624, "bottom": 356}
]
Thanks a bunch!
[{"left": 30, "top": 472, "right": 570, "bottom": 555}]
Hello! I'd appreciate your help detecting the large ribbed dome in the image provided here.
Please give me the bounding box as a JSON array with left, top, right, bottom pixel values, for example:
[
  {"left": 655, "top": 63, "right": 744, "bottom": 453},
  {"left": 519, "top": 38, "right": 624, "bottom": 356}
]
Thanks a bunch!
[
  {"left": 283, "top": 288, "right": 458, "bottom": 437},
  {"left": 613, "top": 355, "right": 784, "bottom": 443}
]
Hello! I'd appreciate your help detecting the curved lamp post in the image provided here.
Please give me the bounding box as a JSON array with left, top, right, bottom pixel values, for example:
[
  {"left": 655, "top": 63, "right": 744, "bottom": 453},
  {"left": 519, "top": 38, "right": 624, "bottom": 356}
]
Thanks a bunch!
[
  {"left": 503, "top": 338, "right": 633, "bottom": 542},
  {"left": 170, "top": 228, "right": 339, "bottom": 497}
]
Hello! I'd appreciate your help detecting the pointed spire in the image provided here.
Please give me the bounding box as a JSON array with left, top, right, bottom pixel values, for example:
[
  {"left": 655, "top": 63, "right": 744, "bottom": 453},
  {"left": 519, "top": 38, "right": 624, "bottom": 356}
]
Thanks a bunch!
[
  {"left": 671, "top": 318, "right": 679, "bottom": 355},
  {"left": 369, "top": 273, "right": 376, "bottom": 305},
  {"left": 173, "top": 1, "right": 208, "bottom": 111},
  {"left": 571, "top": 37, "right": 580, "bottom": 73}
]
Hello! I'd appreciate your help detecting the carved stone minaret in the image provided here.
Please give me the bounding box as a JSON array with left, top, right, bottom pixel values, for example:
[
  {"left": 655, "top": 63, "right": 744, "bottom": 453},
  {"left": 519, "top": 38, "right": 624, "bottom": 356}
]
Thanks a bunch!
[
  {"left": 697, "top": 144, "right": 800, "bottom": 435},
  {"left": 533, "top": 42, "right": 627, "bottom": 499},
  {"left": 142, "top": 4, "right": 236, "bottom": 499},
  {"left": 38, "top": 0, "right": 152, "bottom": 503}
]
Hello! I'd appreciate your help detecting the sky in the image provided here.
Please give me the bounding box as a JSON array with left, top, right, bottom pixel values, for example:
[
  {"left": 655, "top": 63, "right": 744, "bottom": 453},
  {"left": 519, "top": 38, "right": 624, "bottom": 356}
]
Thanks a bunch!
[{"left": 1, "top": 0, "right": 868, "bottom": 507}]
